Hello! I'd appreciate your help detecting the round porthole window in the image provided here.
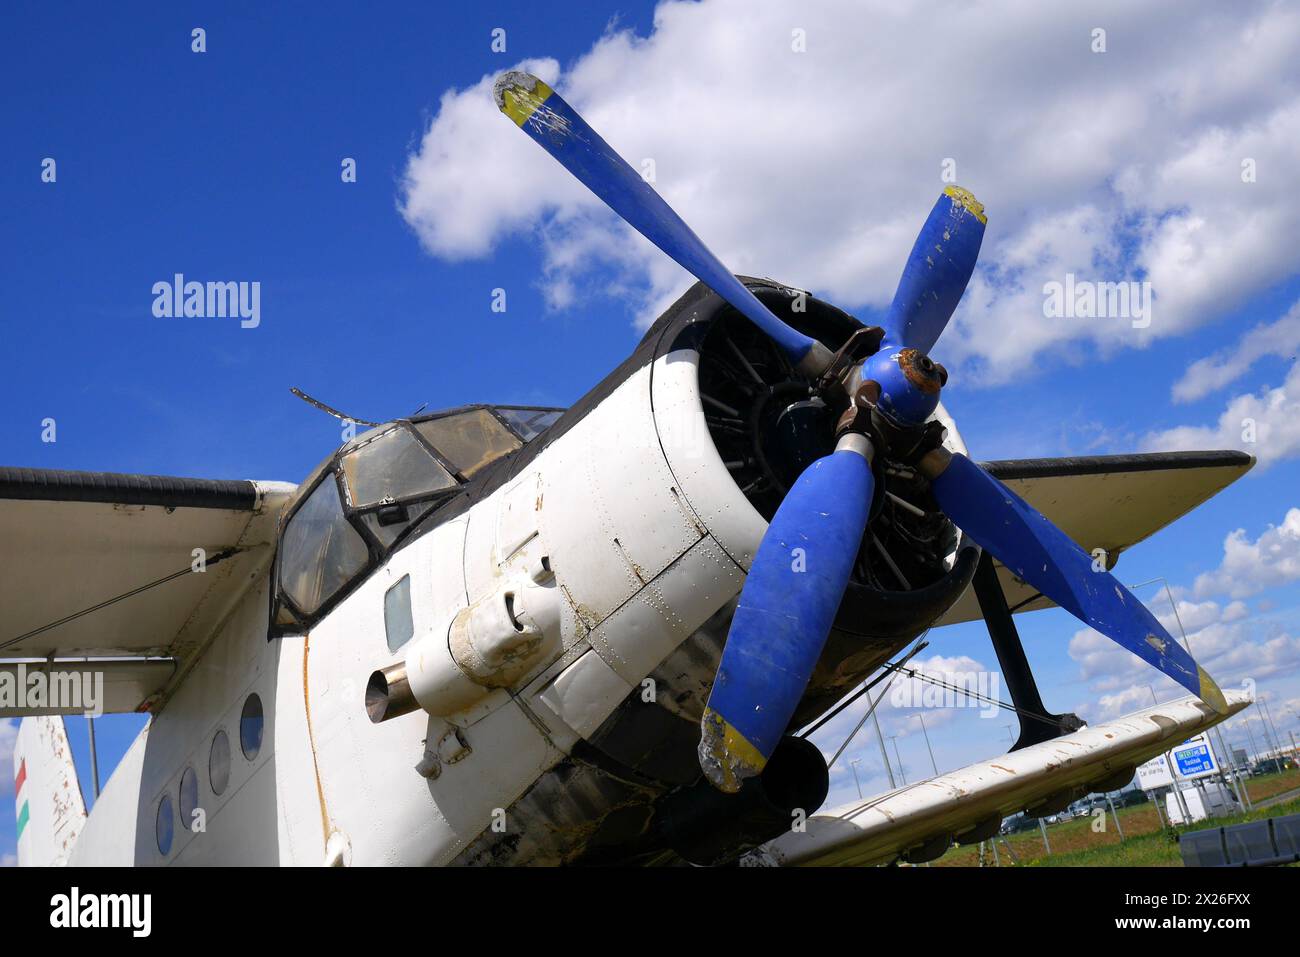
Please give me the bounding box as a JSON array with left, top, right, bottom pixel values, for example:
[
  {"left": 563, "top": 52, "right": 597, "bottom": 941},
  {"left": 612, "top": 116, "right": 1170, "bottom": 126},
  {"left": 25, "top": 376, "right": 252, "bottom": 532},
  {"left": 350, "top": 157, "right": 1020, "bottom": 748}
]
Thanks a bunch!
[
  {"left": 179, "top": 767, "right": 199, "bottom": 833},
  {"left": 240, "top": 693, "right": 264, "bottom": 760},
  {"left": 156, "top": 794, "right": 174, "bottom": 856},
  {"left": 209, "top": 729, "right": 231, "bottom": 795}
]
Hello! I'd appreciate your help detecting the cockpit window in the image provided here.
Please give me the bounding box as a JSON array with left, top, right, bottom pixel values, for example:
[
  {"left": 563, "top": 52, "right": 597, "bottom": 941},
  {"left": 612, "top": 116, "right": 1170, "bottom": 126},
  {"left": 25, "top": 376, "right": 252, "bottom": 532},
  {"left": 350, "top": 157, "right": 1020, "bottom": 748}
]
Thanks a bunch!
[
  {"left": 340, "top": 425, "right": 456, "bottom": 506},
  {"left": 495, "top": 407, "right": 563, "bottom": 442},
  {"left": 272, "top": 404, "right": 565, "bottom": 633},
  {"left": 278, "top": 477, "right": 370, "bottom": 616},
  {"left": 414, "top": 409, "right": 521, "bottom": 479}
]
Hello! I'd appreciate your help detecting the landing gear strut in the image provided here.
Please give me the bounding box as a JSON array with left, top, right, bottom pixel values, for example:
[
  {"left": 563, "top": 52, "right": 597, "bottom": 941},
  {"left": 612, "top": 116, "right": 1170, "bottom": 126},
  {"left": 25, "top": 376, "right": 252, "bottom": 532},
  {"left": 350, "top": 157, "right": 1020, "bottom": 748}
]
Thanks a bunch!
[{"left": 971, "top": 552, "right": 1082, "bottom": 751}]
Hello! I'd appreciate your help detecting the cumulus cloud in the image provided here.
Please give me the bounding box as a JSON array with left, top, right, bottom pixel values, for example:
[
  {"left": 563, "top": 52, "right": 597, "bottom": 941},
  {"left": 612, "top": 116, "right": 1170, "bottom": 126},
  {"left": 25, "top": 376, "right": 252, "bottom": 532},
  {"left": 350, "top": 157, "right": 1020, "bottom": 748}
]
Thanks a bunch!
[
  {"left": 398, "top": 0, "right": 1300, "bottom": 385},
  {"left": 1091, "top": 684, "right": 1166, "bottom": 722},
  {"left": 1173, "top": 299, "right": 1300, "bottom": 403},
  {"left": 1144, "top": 361, "right": 1300, "bottom": 466},
  {"left": 1192, "top": 508, "right": 1300, "bottom": 599},
  {"left": 1069, "top": 583, "right": 1300, "bottom": 719},
  {"left": 806, "top": 650, "right": 1000, "bottom": 803}
]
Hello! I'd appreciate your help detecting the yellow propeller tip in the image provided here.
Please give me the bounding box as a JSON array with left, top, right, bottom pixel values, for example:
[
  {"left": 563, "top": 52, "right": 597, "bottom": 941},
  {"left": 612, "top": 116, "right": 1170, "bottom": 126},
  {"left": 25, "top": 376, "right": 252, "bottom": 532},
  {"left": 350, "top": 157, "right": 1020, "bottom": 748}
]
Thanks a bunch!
[
  {"left": 1197, "top": 665, "right": 1229, "bottom": 715},
  {"left": 943, "top": 185, "right": 987, "bottom": 225},
  {"left": 699, "top": 708, "right": 767, "bottom": 793},
  {"left": 493, "top": 72, "right": 554, "bottom": 127}
]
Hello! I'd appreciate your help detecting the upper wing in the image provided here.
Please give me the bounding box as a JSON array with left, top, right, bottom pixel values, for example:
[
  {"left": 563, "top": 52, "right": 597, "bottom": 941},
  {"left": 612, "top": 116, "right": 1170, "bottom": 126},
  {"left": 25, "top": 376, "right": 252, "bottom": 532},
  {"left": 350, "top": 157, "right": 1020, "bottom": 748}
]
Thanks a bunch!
[
  {"left": 0, "top": 467, "right": 295, "bottom": 714},
  {"left": 747, "top": 689, "right": 1249, "bottom": 867},
  {"left": 935, "top": 450, "right": 1254, "bottom": 626}
]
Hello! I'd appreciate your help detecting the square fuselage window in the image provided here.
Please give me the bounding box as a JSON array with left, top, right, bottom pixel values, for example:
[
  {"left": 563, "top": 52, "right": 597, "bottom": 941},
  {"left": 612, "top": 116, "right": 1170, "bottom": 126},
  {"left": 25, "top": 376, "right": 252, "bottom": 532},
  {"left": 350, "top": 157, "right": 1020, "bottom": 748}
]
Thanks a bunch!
[{"left": 384, "top": 575, "right": 414, "bottom": 652}]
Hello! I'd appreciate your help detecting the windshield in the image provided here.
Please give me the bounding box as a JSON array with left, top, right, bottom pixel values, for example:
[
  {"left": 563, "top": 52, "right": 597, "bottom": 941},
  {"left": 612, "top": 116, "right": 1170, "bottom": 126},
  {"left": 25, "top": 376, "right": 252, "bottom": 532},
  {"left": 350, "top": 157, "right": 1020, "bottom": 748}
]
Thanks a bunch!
[
  {"left": 278, "top": 477, "right": 370, "bottom": 616},
  {"left": 340, "top": 425, "right": 456, "bottom": 506},
  {"left": 414, "top": 409, "right": 521, "bottom": 479},
  {"left": 272, "top": 404, "right": 565, "bottom": 631}
]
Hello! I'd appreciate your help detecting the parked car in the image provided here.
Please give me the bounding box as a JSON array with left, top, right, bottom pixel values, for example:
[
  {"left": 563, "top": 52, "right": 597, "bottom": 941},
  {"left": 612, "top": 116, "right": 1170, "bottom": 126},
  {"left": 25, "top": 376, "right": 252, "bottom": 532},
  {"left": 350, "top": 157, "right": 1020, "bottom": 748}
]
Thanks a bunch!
[
  {"left": 1000, "top": 813, "right": 1036, "bottom": 835},
  {"left": 1113, "top": 789, "right": 1149, "bottom": 808},
  {"left": 1252, "top": 757, "right": 1295, "bottom": 775}
]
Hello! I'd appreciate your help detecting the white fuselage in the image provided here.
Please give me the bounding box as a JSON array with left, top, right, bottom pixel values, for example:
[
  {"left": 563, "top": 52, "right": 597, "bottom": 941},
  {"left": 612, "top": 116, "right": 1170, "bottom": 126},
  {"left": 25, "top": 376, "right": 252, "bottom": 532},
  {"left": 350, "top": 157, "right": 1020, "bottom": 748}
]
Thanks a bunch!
[{"left": 70, "top": 345, "right": 968, "bottom": 866}]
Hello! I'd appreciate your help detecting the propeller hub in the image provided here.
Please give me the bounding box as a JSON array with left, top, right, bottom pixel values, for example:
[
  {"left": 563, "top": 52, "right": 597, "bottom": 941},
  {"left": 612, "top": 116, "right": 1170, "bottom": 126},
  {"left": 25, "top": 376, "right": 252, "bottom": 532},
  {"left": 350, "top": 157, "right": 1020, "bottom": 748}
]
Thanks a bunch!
[
  {"left": 900, "top": 349, "right": 948, "bottom": 390},
  {"left": 861, "top": 348, "right": 945, "bottom": 428}
]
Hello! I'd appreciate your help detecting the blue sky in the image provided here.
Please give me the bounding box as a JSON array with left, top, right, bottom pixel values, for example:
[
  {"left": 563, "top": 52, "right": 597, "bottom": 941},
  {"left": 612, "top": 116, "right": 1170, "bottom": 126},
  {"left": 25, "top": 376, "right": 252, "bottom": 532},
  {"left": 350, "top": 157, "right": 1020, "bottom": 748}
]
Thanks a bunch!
[{"left": 4, "top": 1, "right": 1300, "bottom": 861}]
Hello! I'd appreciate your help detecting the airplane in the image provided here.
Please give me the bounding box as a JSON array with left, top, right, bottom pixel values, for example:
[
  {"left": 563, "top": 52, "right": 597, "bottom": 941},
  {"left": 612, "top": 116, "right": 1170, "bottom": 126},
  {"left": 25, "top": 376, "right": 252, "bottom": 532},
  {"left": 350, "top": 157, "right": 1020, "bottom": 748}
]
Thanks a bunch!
[{"left": 5, "top": 71, "right": 1255, "bottom": 867}]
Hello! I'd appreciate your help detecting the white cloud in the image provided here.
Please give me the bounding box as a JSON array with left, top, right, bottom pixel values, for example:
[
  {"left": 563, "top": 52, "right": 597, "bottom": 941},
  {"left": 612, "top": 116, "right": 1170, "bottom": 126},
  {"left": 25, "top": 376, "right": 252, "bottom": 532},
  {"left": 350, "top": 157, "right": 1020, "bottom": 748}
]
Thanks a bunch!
[
  {"left": 1144, "top": 361, "right": 1300, "bottom": 466},
  {"left": 0, "top": 852, "right": 15, "bottom": 868},
  {"left": 806, "top": 650, "right": 999, "bottom": 803},
  {"left": 398, "top": 0, "right": 1300, "bottom": 385},
  {"left": 1069, "top": 626, "right": 1155, "bottom": 690},
  {"left": 1173, "top": 299, "right": 1300, "bottom": 402},
  {"left": 1069, "top": 578, "right": 1300, "bottom": 715},
  {"left": 811, "top": 653, "right": 989, "bottom": 733},
  {"left": 1193, "top": 508, "right": 1300, "bottom": 599},
  {"left": 1091, "top": 684, "right": 1167, "bottom": 722}
]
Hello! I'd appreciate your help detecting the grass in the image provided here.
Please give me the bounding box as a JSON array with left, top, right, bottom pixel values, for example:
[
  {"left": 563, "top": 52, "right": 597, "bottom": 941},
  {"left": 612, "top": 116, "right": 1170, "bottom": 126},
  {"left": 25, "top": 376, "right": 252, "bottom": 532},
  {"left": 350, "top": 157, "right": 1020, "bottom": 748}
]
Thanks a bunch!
[
  {"left": 932, "top": 768, "right": 1300, "bottom": 867},
  {"left": 1240, "top": 767, "right": 1300, "bottom": 803}
]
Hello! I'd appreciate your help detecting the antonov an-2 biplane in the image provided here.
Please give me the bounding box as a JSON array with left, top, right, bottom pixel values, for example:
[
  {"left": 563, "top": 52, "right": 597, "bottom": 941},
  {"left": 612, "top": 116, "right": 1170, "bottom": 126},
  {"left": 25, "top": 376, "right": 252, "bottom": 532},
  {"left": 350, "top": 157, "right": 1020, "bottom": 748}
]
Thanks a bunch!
[{"left": 6, "top": 73, "right": 1253, "bottom": 867}]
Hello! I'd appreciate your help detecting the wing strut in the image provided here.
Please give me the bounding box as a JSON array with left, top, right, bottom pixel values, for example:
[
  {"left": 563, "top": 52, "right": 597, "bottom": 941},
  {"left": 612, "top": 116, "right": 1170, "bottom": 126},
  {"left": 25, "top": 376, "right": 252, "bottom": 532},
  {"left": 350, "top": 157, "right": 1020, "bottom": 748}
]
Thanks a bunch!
[{"left": 971, "top": 551, "right": 1083, "bottom": 750}]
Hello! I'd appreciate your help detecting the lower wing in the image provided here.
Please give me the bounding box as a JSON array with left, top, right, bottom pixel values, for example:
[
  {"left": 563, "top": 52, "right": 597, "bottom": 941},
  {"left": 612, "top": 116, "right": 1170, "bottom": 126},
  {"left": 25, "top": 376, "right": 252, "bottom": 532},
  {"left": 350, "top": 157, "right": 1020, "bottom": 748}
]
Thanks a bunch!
[{"left": 747, "top": 690, "right": 1249, "bottom": 866}]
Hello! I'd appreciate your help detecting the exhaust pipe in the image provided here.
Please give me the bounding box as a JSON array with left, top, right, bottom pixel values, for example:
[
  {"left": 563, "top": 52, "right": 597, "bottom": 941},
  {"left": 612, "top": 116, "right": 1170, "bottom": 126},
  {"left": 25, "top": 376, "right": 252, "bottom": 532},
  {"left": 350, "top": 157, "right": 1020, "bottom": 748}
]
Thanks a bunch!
[
  {"left": 367, "top": 558, "right": 562, "bottom": 724},
  {"left": 366, "top": 663, "right": 420, "bottom": 724}
]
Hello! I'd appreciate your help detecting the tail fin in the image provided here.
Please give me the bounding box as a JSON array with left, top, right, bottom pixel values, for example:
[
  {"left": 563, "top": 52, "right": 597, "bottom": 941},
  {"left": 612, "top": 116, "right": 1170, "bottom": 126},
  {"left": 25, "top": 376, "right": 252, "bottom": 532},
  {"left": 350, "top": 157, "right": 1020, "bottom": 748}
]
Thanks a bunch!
[{"left": 13, "top": 717, "right": 86, "bottom": 866}]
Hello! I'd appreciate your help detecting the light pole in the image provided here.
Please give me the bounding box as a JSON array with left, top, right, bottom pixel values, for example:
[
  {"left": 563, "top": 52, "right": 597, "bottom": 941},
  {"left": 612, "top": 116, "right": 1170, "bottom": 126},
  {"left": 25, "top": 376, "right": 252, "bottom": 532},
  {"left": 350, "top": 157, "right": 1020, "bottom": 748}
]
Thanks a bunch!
[
  {"left": 1242, "top": 715, "right": 1261, "bottom": 763},
  {"left": 849, "top": 758, "right": 864, "bottom": 799},
  {"left": 1282, "top": 706, "right": 1299, "bottom": 761},
  {"left": 887, "top": 735, "right": 908, "bottom": 785},
  {"left": 913, "top": 713, "right": 939, "bottom": 777},
  {"left": 1260, "top": 696, "right": 1284, "bottom": 759},
  {"left": 1215, "top": 724, "right": 1250, "bottom": 810},
  {"left": 1148, "top": 684, "right": 1190, "bottom": 823},
  {"left": 86, "top": 715, "right": 101, "bottom": 799},
  {"left": 868, "top": 690, "right": 897, "bottom": 790}
]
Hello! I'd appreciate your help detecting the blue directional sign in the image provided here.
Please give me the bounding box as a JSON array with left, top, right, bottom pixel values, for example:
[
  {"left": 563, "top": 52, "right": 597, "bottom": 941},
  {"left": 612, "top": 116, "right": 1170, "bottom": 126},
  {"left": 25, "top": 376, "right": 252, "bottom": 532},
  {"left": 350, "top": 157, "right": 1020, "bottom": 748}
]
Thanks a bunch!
[
  {"left": 1174, "top": 742, "right": 1215, "bottom": 776},
  {"left": 1170, "top": 734, "right": 1219, "bottom": 779}
]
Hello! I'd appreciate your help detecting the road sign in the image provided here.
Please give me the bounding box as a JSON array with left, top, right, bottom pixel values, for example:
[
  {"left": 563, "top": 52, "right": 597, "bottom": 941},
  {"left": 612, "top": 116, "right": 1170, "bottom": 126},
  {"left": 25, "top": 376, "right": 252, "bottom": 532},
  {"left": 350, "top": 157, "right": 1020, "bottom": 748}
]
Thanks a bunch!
[
  {"left": 1136, "top": 733, "right": 1220, "bottom": 788},
  {"left": 1174, "top": 738, "right": 1215, "bottom": 776},
  {"left": 1136, "top": 755, "right": 1174, "bottom": 789}
]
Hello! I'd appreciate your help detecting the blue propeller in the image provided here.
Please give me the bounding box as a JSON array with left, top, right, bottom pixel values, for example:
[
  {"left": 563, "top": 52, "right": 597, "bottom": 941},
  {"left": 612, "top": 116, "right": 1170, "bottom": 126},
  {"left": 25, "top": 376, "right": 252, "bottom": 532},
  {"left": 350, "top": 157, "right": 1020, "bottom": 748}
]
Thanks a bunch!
[
  {"left": 922, "top": 449, "right": 1226, "bottom": 713},
  {"left": 493, "top": 72, "right": 831, "bottom": 375},
  {"left": 880, "top": 188, "right": 987, "bottom": 354},
  {"left": 494, "top": 71, "right": 1225, "bottom": 793},
  {"left": 700, "top": 436, "right": 875, "bottom": 792}
]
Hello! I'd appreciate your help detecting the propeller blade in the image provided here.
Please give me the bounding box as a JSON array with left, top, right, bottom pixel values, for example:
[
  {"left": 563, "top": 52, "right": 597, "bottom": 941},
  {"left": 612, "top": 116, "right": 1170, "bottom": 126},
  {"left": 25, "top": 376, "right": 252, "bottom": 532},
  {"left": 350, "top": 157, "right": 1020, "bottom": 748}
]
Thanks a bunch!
[
  {"left": 700, "top": 435, "right": 876, "bottom": 792},
  {"left": 494, "top": 72, "right": 830, "bottom": 374},
  {"left": 880, "top": 186, "right": 987, "bottom": 354},
  {"left": 924, "top": 450, "right": 1227, "bottom": 713}
]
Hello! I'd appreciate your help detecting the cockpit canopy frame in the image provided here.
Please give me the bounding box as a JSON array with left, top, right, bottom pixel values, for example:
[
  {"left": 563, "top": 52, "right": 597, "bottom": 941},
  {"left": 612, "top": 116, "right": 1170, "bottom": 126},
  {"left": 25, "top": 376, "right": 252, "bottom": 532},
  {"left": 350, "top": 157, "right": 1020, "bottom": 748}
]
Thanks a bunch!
[{"left": 269, "top": 404, "right": 563, "bottom": 635}]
